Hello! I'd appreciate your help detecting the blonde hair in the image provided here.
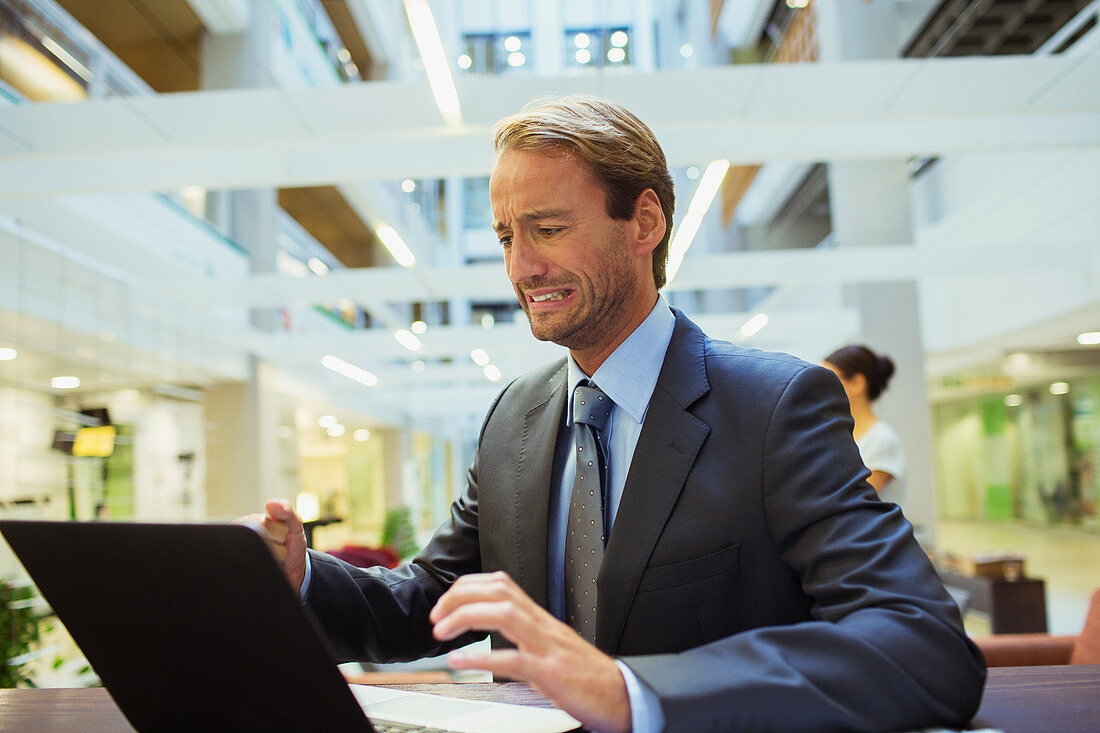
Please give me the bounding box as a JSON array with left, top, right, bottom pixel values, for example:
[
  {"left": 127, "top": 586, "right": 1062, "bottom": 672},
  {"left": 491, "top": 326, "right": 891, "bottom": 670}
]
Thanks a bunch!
[{"left": 492, "top": 95, "right": 676, "bottom": 290}]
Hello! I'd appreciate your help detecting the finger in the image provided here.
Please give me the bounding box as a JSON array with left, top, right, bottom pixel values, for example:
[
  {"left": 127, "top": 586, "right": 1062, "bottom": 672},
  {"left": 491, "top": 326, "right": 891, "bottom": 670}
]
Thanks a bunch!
[
  {"left": 260, "top": 517, "right": 289, "bottom": 544},
  {"left": 264, "top": 498, "right": 302, "bottom": 530},
  {"left": 447, "top": 648, "right": 526, "bottom": 680},
  {"left": 430, "top": 572, "right": 522, "bottom": 623},
  {"left": 432, "top": 600, "right": 542, "bottom": 647}
]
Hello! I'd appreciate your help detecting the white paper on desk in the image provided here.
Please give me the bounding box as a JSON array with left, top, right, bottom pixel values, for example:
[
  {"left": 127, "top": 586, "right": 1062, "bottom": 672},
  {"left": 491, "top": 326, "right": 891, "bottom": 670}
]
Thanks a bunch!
[{"left": 349, "top": 684, "right": 581, "bottom": 733}]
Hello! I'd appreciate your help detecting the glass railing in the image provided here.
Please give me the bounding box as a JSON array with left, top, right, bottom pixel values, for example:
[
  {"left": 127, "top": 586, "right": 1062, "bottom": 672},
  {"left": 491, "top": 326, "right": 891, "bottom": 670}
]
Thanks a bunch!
[{"left": 1, "top": 0, "right": 153, "bottom": 100}]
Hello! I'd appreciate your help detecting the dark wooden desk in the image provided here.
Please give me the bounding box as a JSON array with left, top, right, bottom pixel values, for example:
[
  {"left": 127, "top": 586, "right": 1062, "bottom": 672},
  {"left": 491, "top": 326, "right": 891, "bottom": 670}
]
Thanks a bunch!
[{"left": 1, "top": 666, "right": 1097, "bottom": 731}]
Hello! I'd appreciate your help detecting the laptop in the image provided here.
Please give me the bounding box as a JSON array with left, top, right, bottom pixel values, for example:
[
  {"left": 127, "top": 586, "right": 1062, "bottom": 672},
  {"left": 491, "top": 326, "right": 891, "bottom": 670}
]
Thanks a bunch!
[{"left": 0, "top": 519, "right": 581, "bottom": 733}]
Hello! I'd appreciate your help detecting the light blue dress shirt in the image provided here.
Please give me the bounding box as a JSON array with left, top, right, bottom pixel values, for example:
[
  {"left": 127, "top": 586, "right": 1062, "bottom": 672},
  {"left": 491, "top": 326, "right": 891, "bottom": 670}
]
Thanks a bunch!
[{"left": 548, "top": 297, "right": 675, "bottom": 733}]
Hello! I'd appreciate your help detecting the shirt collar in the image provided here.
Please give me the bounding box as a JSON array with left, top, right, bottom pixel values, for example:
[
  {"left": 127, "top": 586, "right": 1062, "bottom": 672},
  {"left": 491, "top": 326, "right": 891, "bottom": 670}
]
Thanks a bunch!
[{"left": 566, "top": 296, "right": 676, "bottom": 426}]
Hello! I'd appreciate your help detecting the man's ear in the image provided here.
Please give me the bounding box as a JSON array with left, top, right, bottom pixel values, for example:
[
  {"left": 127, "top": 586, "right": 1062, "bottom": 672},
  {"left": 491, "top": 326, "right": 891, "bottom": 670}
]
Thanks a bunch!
[{"left": 630, "top": 189, "right": 666, "bottom": 256}]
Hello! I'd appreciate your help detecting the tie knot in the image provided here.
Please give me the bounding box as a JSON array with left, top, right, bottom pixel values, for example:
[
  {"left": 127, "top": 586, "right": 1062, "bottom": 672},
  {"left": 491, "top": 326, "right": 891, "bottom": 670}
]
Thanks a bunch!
[{"left": 573, "top": 382, "right": 612, "bottom": 432}]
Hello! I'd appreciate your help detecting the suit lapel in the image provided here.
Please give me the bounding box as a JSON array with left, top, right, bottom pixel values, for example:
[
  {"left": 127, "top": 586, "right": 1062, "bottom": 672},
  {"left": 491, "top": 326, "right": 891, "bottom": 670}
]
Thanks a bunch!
[
  {"left": 509, "top": 362, "right": 567, "bottom": 610},
  {"left": 596, "top": 311, "right": 711, "bottom": 652}
]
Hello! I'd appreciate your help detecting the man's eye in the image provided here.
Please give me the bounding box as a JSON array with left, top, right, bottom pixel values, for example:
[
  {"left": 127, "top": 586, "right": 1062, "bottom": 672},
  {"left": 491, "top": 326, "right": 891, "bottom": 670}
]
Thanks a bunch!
[
  {"left": 539, "top": 227, "right": 561, "bottom": 237},
  {"left": 498, "top": 235, "right": 513, "bottom": 247}
]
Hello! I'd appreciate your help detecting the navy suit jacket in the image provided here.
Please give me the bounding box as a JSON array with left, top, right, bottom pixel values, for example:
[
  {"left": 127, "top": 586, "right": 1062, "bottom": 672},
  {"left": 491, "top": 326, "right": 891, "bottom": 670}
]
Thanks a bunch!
[{"left": 307, "top": 309, "right": 986, "bottom": 731}]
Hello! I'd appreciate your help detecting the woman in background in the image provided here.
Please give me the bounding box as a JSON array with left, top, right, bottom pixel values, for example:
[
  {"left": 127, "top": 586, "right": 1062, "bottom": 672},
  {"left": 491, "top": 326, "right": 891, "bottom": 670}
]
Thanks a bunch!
[{"left": 823, "top": 344, "right": 906, "bottom": 505}]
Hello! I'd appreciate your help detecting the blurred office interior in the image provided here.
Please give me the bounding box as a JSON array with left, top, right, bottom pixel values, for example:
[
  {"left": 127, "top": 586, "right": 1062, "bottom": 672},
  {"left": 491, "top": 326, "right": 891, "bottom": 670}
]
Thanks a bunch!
[{"left": 0, "top": 0, "right": 1097, "bottom": 687}]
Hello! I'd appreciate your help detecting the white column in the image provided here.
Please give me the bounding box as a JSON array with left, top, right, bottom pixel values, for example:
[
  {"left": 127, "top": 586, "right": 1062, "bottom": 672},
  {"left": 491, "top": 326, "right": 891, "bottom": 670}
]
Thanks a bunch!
[{"left": 818, "top": 1, "right": 940, "bottom": 546}]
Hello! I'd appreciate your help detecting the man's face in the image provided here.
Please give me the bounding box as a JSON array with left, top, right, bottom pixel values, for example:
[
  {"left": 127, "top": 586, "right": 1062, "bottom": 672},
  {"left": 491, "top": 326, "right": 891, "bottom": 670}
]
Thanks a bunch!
[{"left": 489, "top": 149, "right": 644, "bottom": 354}]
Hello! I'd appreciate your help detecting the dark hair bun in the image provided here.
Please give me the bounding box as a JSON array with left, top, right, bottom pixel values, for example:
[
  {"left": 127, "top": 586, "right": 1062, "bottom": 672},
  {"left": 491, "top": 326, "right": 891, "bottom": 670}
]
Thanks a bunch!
[
  {"left": 875, "top": 355, "right": 896, "bottom": 393},
  {"left": 823, "top": 344, "right": 895, "bottom": 401}
]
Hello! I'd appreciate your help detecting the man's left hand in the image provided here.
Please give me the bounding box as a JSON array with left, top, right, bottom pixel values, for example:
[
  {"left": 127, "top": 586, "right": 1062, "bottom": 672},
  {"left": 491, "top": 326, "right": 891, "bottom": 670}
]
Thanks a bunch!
[{"left": 430, "top": 571, "right": 631, "bottom": 733}]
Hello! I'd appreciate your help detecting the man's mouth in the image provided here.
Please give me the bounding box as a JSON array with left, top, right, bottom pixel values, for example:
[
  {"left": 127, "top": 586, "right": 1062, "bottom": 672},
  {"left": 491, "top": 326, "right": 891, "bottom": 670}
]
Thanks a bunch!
[{"left": 530, "top": 289, "right": 573, "bottom": 303}]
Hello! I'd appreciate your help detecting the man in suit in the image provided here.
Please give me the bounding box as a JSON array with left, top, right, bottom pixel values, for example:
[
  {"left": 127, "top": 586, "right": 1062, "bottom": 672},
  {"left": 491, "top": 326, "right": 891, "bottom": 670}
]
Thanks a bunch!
[{"left": 253, "top": 95, "right": 985, "bottom": 732}]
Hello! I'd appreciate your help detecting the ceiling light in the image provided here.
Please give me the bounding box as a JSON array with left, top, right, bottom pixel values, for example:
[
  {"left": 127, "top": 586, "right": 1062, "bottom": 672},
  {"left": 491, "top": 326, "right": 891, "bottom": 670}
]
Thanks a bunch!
[
  {"left": 1004, "top": 394, "right": 1023, "bottom": 407},
  {"left": 322, "top": 354, "right": 378, "bottom": 387},
  {"left": 354, "top": 428, "right": 371, "bottom": 442},
  {"left": 574, "top": 33, "right": 590, "bottom": 49},
  {"left": 470, "top": 348, "right": 490, "bottom": 366},
  {"left": 394, "top": 329, "right": 422, "bottom": 351},
  {"left": 575, "top": 49, "right": 591, "bottom": 64},
  {"left": 376, "top": 225, "right": 416, "bottom": 267},
  {"left": 403, "top": 0, "right": 463, "bottom": 126},
  {"left": 508, "top": 52, "right": 526, "bottom": 67},
  {"left": 277, "top": 425, "right": 292, "bottom": 439},
  {"left": 0, "top": 347, "right": 16, "bottom": 361},
  {"left": 686, "top": 166, "right": 699, "bottom": 180},
  {"left": 411, "top": 360, "right": 426, "bottom": 373},
  {"left": 740, "top": 313, "right": 769, "bottom": 338},
  {"left": 484, "top": 364, "right": 502, "bottom": 382},
  {"left": 410, "top": 320, "right": 428, "bottom": 334},
  {"left": 680, "top": 44, "right": 694, "bottom": 58},
  {"left": 481, "top": 313, "right": 495, "bottom": 329},
  {"left": 504, "top": 35, "right": 522, "bottom": 53},
  {"left": 786, "top": 0, "right": 810, "bottom": 8},
  {"left": 307, "top": 257, "right": 329, "bottom": 275},
  {"left": 1077, "top": 331, "right": 1100, "bottom": 345},
  {"left": 401, "top": 179, "right": 416, "bottom": 193},
  {"left": 666, "top": 159, "right": 729, "bottom": 282},
  {"left": 610, "top": 31, "right": 628, "bottom": 48},
  {"left": 337, "top": 48, "right": 352, "bottom": 63},
  {"left": 51, "top": 376, "right": 80, "bottom": 389},
  {"left": 318, "top": 415, "right": 338, "bottom": 428},
  {"left": 1049, "top": 382, "right": 1070, "bottom": 395},
  {"left": 457, "top": 53, "right": 472, "bottom": 70},
  {"left": 327, "top": 424, "right": 346, "bottom": 437},
  {"left": 607, "top": 47, "right": 626, "bottom": 63},
  {"left": 344, "top": 62, "right": 359, "bottom": 77}
]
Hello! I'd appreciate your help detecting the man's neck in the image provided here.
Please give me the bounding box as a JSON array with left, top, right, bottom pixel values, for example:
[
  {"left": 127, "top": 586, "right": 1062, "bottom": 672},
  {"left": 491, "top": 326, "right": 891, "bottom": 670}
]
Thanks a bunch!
[{"left": 569, "top": 294, "right": 659, "bottom": 376}]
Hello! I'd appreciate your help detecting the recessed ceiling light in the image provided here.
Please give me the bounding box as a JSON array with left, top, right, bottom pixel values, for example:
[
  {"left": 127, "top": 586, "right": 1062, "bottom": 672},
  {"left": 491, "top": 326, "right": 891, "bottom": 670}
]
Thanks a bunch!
[
  {"left": 0, "top": 347, "right": 16, "bottom": 361},
  {"left": 51, "top": 376, "right": 80, "bottom": 389},
  {"left": 1077, "top": 331, "right": 1100, "bottom": 345},
  {"left": 1049, "top": 382, "right": 1070, "bottom": 395},
  {"left": 1004, "top": 394, "right": 1023, "bottom": 407}
]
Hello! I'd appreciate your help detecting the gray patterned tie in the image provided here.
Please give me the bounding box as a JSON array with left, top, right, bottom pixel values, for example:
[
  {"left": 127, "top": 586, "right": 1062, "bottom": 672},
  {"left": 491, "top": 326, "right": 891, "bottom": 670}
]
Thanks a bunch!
[{"left": 565, "top": 380, "right": 612, "bottom": 643}]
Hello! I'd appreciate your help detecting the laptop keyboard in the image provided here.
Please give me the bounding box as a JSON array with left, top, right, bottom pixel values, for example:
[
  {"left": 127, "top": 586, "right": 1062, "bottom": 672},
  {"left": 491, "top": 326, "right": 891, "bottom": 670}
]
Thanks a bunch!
[{"left": 371, "top": 720, "right": 459, "bottom": 733}]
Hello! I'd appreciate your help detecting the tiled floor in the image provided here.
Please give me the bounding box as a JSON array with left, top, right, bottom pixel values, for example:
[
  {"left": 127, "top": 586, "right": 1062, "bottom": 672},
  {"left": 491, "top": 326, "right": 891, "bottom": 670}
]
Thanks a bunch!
[{"left": 936, "top": 519, "right": 1099, "bottom": 635}]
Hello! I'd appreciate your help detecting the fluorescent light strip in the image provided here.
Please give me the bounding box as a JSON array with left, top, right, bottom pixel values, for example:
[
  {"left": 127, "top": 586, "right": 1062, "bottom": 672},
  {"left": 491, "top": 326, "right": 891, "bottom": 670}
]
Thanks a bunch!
[
  {"left": 376, "top": 225, "right": 416, "bottom": 267},
  {"left": 666, "top": 160, "right": 729, "bottom": 283},
  {"left": 394, "top": 329, "right": 422, "bottom": 351},
  {"left": 321, "top": 354, "right": 378, "bottom": 387},
  {"left": 403, "top": 0, "right": 463, "bottom": 126},
  {"left": 739, "top": 313, "right": 769, "bottom": 337}
]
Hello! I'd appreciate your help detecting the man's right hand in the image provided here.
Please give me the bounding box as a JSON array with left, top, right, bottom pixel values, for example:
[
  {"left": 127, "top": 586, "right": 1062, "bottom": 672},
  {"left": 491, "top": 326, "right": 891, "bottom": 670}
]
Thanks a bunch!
[{"left": 237, "top": 498, "right": 308, "bottom": 594}]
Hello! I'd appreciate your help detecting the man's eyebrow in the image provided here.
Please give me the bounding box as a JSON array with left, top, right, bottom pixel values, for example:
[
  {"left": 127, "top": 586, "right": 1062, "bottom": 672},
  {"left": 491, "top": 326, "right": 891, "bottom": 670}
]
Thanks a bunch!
[{"left": 492, "top": 209, "right": 571, "bottom": 233}]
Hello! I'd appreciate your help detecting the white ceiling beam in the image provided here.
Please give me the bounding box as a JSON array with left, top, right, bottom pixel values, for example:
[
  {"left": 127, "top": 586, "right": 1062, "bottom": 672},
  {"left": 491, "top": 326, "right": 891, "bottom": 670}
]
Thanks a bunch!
[{"left": 1, "top": 56, "right": 1097, "bottom": 197}]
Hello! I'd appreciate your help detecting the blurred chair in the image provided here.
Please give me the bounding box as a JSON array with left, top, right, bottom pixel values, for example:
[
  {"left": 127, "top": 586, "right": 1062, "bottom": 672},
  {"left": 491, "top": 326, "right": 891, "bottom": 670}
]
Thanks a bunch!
[
  {"left": 326, "top": 544, "right": 400, "bottom": 569},
  {"left": 975, "top": 588, "right": 1099, "bottom": 667}
]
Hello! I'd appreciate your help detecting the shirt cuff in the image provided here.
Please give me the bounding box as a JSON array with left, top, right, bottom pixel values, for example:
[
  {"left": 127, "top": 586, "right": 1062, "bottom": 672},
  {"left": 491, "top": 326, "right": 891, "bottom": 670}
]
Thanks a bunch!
[
  {"left": 299, "top": 551, "right": 313, "bottom": 602},
  {"left": 616, "top": 659, "right": 664, "bottom": 733}
]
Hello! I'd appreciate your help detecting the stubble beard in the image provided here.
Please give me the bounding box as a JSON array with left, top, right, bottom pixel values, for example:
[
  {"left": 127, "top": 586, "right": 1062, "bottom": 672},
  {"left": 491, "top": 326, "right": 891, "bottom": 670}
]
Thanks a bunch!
[{"left": 518, "top": 236, "right": 638, "bottom": 352}]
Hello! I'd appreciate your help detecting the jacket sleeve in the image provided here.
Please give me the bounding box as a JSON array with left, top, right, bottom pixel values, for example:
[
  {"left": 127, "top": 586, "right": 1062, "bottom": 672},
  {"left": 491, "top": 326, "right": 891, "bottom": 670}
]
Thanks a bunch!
[
  {"left": 622, "top": 364, "right": 986, "bottom": 732},
  {"left": 304, "top": 386, "right": 512, "bottom": 663}
]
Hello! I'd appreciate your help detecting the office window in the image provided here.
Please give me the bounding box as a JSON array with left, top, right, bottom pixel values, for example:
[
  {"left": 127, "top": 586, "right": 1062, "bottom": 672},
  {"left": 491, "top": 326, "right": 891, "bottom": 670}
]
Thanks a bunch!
[
  {"left": 459, "top": 32, "right": 532, "bottom": 75},
  {"left": 565, "top": 27, "right": 631, "bottom": 70}
]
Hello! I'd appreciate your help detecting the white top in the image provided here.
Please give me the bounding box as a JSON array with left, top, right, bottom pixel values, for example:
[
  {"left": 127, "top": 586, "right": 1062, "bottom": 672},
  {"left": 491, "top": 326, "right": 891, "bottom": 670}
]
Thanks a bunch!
[{"left": 856, "top": 420, "right": 907, "bottom": 507}]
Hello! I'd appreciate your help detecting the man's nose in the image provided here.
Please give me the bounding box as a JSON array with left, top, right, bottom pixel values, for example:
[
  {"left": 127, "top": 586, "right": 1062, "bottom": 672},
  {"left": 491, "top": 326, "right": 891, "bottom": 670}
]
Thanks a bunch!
[{"left": 507, "top": 232, "right": 547, "bottom": 283}]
